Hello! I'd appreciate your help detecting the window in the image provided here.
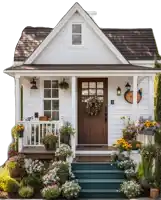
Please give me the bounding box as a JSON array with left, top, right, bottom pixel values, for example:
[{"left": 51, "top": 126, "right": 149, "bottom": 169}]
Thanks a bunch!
[
  {"left": 72, "top": 24, "right": 82, "bottom": 45},
  {"left": 43, "top": 80, "right": 59, "bottom": 120}
]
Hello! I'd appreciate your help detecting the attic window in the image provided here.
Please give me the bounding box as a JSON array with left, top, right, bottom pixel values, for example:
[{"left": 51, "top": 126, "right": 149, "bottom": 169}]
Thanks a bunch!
[{"left": 72, "top": 24, "right": 82, "bottom": 45}]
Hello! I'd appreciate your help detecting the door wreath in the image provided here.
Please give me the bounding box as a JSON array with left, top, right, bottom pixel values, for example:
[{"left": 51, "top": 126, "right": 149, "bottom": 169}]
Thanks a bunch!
[{"left": 86, "top": 96, "right": 102, "bottom": 116}]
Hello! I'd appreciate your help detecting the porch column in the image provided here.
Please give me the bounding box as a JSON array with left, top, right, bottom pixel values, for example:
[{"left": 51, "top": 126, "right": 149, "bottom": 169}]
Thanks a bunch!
[
  {"left": 132, "top": 75, "right": 138, "bottom": 121},
  {"left": 15, "top": 75, "right": 23, "bottom": 152},
  {"left": 15, "top": 75, "right": 21, "bottom": 123},
  {"left": 148, "top": 76, "right": 154, "bottom": 119},
  {"left": 71, "top": 76, "right": 77, "bottom": 158}
]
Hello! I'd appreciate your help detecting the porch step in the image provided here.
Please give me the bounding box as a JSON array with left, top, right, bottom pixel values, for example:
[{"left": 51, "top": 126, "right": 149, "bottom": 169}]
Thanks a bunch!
[
  {"left": 76, "top": 144, "right": 116, "bottom": 151},
  {"left": 78, "top": 178, "right": 124, "bottom": 189},
  {"left": 72, "top": 162, "right": 118, "bottom": 170},
  {"left": 80, "top": 189, "right": 124, "bottom": 199},
  {"left": 75, "top": 154, "right": 112, "bottom": 162},
  {"left": 73, "top": 170, "right": 125, "bottom": 179},
  {"left": 72, "top": 162, "right": 125, "bottom": 199}
]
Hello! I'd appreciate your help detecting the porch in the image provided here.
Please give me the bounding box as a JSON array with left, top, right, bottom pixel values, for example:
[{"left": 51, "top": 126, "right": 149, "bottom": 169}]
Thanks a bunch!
[{"left": 12, "top": 66, "right": 156, "bottom": 161}]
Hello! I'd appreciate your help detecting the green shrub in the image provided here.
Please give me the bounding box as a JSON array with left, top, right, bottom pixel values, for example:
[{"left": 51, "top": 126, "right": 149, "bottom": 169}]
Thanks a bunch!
[
  {"left": 18, "top": 186, "right": 34, "bottom": 198},
  {"left": 41, "top": 185, "right": 61, "bottom": 199},
  {"left": 0, "top": 176, "right": 20, "bottom": 193},
  {"left": 20, "top": 175, "right": 42, "bottom": 190}
]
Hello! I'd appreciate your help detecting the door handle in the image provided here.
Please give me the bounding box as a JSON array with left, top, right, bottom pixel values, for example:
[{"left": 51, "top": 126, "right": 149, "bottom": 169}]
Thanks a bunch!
[{"left": 105, "top": 105, "right": 107, "bottom": 122}]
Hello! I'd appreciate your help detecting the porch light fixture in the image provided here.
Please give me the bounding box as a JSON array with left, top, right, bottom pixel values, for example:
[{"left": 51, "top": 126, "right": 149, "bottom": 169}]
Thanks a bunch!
[
  {"left": 30, "top": 78, "right": 38, "bottom": 89},
  {"left": 125, "top": 82, "right": 131, "bottom": 91},
  {"left": 117, "top": 87, "right": 121, "bottom": 96}
]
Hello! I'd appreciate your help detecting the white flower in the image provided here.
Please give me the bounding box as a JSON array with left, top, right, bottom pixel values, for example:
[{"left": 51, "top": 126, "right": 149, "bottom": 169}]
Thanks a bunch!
[
  {"left": 24, "top": 159, "right": 44, "bottom": 174},
  {"left": 62, "top": 181, "right": 81, "bottom": 199},
  {"left": 55, "top": 144, "right": 72, "bottom": 157}
]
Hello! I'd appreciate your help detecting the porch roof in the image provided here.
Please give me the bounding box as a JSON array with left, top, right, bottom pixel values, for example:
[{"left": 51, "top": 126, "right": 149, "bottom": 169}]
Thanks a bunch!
[{"left": 4, "top": 64, "right": 160, "bottom": 71}]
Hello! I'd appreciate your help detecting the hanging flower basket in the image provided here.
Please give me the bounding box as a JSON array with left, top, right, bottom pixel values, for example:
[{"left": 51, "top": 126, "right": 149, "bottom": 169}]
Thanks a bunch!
[
  {"left": 15, "top": 124, "right": 24, "bottom": 138},
  {"left": 59, "top": 79, "right": 69, "bottom": 90},
  {"left": 86, "top": 96, "right": 102, "bottom": 116}
]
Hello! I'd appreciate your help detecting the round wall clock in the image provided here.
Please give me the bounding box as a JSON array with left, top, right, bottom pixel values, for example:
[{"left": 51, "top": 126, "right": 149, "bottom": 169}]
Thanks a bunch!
[{"left": 124, "top": 90, "right": 142, "bottom": 104}]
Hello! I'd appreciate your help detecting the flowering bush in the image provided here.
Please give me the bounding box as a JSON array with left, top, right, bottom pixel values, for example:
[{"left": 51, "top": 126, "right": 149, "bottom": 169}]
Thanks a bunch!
[
  {"left": 16, "top": 124, "right": 24, "bottom": 132},
  {"left": 62, "top": 180, "right": 81, "bottom": 199},
  {"left": 55, "top": 144, "right": 72, "bottom": 158},
  {"left": 43, "top": 161, "right": 70, "bottom": 186},
  {"left": 120, "top": 180, "right": 141, "bottom": 198},
  {"left": 113, "top": 138, "right": 132, "bottom": 152},
  {"left": 42, "top": 167, "right": 60, "bottom": 186},
  {"left": 41, "top": 184, "right": 61, "bottom": 199},
  {"left": 117, "top": 159, "right": 136, "bottom": 170},
  {"left": 24, "top": 159, "right": 44, "bottom": 175},
  {"left": 125, "top": 168, "right": 136, "bottom": 179}
]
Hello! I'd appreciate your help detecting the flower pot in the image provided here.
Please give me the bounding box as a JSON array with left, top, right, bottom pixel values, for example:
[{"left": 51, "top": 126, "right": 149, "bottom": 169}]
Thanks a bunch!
[
  {"left": 150, "top": 188, "right": 159, "bottom": 199},
  {"left": 44, "top": 143, "right": 56, "bottom": 151},
  {"left": 57, "top": 171, "right": 69, "bottom": 184},
  {"left": 61, "top": 135, "right": 70, "bottom": 145},
  {"left": 18, "top": 130, "right": 24, "bottom": 138}
]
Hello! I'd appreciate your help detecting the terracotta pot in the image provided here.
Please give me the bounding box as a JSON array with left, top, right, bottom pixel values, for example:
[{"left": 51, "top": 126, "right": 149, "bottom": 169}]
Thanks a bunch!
[{"left": 150, "top": 188, "right": 159, "bottom": 199}]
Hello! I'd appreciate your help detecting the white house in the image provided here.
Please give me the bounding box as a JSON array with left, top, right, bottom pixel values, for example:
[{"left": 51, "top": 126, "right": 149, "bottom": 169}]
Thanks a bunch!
[{"left": 4, "top": 2, "right": 161, "bottom": 160}]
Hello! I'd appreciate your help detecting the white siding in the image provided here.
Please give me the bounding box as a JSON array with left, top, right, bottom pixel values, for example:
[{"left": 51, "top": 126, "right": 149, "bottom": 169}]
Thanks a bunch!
[
  {"left": 22, "top": 76, "right": 151, "bottom": 146},
  {"left": 33, "top": 12, "right": 122, "bottom": 65}
]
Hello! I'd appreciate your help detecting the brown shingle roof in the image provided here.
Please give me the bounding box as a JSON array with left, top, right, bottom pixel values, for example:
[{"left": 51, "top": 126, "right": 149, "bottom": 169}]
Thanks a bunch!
[{"left": 14, "top": 26, "right": 159, "bottom": 62}]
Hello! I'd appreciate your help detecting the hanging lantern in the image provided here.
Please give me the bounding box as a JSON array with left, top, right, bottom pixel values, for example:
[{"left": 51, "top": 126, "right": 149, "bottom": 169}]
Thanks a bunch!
[
  {"left": 30, "top": 78, "right": 38, "bottom": 89},
  {"left": 117, "top": 87, "right": 121, "bottom": 96},
  {"left": 125, "top": 82, "right": 131, "bottom": 91}
]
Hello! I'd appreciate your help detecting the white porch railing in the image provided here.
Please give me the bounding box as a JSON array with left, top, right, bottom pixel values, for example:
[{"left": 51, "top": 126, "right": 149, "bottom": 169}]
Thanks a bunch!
[{"left": 17, "top": 121, "right": 62, "bottom": 148}]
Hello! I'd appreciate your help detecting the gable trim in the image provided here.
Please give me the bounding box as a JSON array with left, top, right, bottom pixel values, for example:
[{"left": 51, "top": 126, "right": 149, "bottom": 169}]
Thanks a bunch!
[{"left": 24, "top": 3, "right": 128, "bottom": 64}]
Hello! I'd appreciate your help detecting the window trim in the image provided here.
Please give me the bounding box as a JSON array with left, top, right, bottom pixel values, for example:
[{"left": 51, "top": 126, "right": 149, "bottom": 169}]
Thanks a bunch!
[
  {"left": 72, "top": 23, "right": 82, "bottom": 46},
  {"left": 43, "top": 80, "right": 60, "bottom": 121}
]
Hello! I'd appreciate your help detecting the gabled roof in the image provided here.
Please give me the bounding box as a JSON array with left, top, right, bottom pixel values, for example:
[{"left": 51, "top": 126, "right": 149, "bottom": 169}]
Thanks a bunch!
[
  {"left": 24, "top": 2, "right": 128, "bottom": 64},
  {"left": 14, "top": 26, "right": 159, "bottom": 62}
]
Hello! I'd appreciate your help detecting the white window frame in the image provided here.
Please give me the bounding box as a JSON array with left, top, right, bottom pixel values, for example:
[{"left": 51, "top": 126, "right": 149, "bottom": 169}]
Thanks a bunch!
[
  {"left": 43, "top": 80, "right": 59, "bottom": 121},
  {"left": 72, "top": 23, "right": 82, "bottom": 45}
]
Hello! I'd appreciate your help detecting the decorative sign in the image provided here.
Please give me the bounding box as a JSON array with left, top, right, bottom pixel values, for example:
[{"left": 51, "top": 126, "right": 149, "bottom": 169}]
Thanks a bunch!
[{"left": 124, "top": 90, "right": 142, "bottom": 104}]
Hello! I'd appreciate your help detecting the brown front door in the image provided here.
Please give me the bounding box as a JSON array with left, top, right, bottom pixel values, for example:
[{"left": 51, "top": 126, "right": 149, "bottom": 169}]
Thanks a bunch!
[{"left": 78, "top": 78, "right": 108, "bottom": 144}]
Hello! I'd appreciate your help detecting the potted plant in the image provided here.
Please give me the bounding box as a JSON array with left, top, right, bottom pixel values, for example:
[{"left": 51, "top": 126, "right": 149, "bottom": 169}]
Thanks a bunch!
[
  {"left": 15, "top": 124, "right": 24, "bottom": 138},
  {"left": 136, "top": 119, "right": 160, "bottom": 135},
  {"left": 59, "top": 78, "right": 69, "bottom": 90},
  {"left": 62, "top": 180, "right": 81, "bottom": 199},
  {"left": 41, "top": 133, "right": 58, "bottom": 150},
  {"left": 148, "top": 174, "right": 160, "bottom": 199},
  {"left": 56, "top": 161, "right": 70, "bottom": 184},
  {"left": 125, "top": 168, "right": 136, "bottom": 180},
  {"left": 41, "top": 184, "right": 61, "bottom": 200},
  {"left": 120, "top": 180, "right": 141, "bottom": 199},
  {"left": 60, "top": 122, "right": 75, "bottom": 145},
  {"left": 113, "top": 138, "right": 132, "bottom": 153},
  {"left": 55, "top": 144, "right": 72, "bottom": 161}
]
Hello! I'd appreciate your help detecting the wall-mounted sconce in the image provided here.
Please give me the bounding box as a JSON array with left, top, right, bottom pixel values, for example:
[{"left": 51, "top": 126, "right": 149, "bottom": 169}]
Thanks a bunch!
[
  {"left": 125, "top": 82, "right": 131, "bottom": 91},
  {"left": 30, "top": 78, "right": 38, "bottom": 89},
  {"left": 117, "top": 87, "right": 121, "bottom": 96}
]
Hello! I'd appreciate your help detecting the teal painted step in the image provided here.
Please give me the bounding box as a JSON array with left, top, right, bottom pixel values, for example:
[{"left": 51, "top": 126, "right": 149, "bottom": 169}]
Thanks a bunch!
[
  {"left": 73, "top": 169, "right": 125, "bottom": 179},
  {"left": 79, "top": 189, "right": 125, "bottom": 199},
  {"left": 72, "top": 162, "right": 118, "bottom": 171},
  {"left": 78, "top": 179, "right": 124, "bottom": 189}
]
